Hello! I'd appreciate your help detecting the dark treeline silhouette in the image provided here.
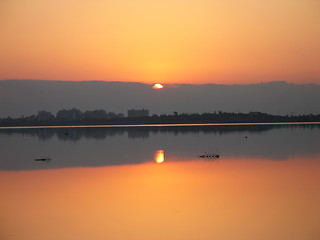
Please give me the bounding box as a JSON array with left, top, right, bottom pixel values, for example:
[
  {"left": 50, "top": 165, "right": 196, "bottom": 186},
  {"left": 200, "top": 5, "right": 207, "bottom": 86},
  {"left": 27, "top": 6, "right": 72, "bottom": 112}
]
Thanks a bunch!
[
  {"left": 0, "top": 108, "right": 124, "bottom": 127},
  {"left": 127, "top": 111, "right": 320, "bottom": 125},
  {"left": 0, "top": 108, "right": 320, "bottom": 127}
]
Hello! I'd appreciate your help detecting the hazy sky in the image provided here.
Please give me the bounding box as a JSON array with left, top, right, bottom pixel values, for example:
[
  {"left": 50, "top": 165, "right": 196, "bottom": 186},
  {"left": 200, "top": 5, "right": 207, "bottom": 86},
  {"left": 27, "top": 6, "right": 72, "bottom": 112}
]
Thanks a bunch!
[
  {"left": 1, "top": 80, "right": 319, "bottom": 117},
  {"left": 0, "top": 0, "right": 319, "bottom": 84}
]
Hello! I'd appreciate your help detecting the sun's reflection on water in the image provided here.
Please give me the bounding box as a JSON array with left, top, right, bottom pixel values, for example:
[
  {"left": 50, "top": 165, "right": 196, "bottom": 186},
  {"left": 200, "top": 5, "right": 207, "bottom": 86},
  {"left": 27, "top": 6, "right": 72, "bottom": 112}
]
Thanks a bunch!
[
  {"left": 154, "top": 150, "right": 165, "bottom": 164},
  {"left": 1, "top": 155, "right": 320, "bottom": 240}
]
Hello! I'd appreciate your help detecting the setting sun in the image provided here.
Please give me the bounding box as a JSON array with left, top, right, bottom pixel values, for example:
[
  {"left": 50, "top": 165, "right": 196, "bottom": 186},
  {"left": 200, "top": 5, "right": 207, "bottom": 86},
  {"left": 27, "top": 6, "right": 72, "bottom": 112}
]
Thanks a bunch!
[
  {"left": 1, "top": 1, "right": 319, "bottom": 84},
  {"left": 152, "top": 83, "right": 164, "bottom": 90}
]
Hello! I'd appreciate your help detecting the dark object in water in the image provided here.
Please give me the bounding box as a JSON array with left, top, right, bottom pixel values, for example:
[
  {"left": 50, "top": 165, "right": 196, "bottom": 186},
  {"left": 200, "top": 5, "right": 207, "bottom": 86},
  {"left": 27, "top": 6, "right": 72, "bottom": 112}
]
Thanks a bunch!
[
  {"left": 199, "top": 154, "right": 220, "bottom": 159},
  {"left": 34, "top": 157, "right": 51, "bottom": 162}
]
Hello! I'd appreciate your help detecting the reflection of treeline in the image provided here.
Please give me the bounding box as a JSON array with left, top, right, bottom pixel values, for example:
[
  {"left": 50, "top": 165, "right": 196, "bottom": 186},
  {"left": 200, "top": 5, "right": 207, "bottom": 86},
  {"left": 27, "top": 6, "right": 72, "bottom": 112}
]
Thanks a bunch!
[
  {"left": 0, "top": 127, "right": 126, "bottom": 142},
  {"left": 0, "top": 124, "right": 319, "bottom": 141},
  {"left": 0, "top": 109, "right": 320, "bottom": 127}
]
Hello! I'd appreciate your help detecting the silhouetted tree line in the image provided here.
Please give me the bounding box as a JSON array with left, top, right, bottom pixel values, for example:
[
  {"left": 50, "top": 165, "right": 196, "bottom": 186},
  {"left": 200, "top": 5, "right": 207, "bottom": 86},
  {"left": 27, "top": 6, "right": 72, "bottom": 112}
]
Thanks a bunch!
[
  {"left": 0, "top": 108, "right": 125, "bottom": 126},
  {"left": 0, "top": 109, "right": 320, "bottom": 127}
]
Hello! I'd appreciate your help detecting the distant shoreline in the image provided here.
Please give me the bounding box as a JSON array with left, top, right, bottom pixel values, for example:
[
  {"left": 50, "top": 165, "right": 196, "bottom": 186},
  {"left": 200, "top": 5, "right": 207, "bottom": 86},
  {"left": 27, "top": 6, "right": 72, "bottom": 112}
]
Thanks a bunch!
[
  {"left": 1, "top": 111, "right": 320, "bottom": 128},
  {"left": 1, "top": 121, "right": 320, "bottom": 130}
]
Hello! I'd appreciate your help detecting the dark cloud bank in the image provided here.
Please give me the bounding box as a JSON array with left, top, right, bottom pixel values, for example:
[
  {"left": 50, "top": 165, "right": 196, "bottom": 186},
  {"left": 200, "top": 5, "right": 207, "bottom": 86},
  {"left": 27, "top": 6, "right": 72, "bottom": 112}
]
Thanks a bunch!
[{"left": 1, "top": 80, "right": 319, "bottom": 118}]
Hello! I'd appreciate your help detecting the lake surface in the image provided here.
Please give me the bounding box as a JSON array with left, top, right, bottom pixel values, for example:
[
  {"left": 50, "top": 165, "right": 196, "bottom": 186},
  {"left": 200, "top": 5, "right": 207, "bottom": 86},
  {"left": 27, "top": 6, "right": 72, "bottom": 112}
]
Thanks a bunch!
[{"left": 1, "top": 123, "right": 320, "bottom": 240}]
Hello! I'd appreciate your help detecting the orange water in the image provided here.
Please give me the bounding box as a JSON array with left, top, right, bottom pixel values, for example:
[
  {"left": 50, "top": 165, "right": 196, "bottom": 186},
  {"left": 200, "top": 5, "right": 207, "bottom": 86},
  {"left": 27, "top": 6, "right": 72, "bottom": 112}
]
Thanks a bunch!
[{"left": 1, "top": 156, "right": 319, "bottom": 240}]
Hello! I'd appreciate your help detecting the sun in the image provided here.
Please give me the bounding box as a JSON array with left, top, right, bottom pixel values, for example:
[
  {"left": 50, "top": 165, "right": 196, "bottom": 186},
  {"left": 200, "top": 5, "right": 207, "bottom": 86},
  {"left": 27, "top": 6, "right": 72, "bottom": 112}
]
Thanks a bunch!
[{"left": 152, "top": 83, "right": 164, "bottom": 90}]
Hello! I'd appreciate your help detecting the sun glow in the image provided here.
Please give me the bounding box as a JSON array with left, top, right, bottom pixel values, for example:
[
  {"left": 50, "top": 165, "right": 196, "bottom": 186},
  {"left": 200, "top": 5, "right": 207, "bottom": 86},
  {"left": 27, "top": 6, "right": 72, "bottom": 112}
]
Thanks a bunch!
[
  {"left": 154, "top": 150, "right": 165, "bottom": 164},
  {"left": 0, "top": 1, "right": 319, "bottom": 84},
  {"left": 152, "top": 83, "right": 164, "bottom": 90}
]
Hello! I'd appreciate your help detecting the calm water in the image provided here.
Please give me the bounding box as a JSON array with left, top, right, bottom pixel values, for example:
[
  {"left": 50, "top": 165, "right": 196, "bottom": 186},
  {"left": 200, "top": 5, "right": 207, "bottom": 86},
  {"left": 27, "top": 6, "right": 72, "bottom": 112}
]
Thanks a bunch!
[{"left": 1, "top": 124, "right": 320, "bottom": 240}]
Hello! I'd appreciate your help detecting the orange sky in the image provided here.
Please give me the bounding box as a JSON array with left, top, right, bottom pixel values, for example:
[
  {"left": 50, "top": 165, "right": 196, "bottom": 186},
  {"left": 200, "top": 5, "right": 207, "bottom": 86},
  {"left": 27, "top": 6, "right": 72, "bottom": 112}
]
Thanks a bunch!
[{"left": 0, "top": 0, "right": 319, "bottom": 84}]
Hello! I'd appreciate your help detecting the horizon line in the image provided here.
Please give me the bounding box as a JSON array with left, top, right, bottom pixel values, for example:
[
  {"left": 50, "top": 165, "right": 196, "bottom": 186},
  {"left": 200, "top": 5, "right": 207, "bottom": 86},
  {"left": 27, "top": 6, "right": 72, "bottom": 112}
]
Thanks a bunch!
[{"left": 1, "top": 79, "right": 319, "bottom": 86}]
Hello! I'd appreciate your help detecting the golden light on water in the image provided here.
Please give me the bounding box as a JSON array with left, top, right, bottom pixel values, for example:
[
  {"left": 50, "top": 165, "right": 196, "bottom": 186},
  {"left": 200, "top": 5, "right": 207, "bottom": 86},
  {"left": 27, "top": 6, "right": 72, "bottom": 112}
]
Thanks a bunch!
[
  {"left": 1, "top": 156, "right": 320, "bottom": 240},
  {"left": 152, "top": 83, "right": 164, "bottom": 90},
  {"left": 154, "top": 150, "right": 165, "bottom": 163}
]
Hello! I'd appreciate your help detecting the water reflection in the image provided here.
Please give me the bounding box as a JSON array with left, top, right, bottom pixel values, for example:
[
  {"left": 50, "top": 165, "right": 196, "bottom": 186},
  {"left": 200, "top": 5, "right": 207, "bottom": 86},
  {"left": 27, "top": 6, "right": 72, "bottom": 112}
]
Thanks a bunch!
[
  {"left": 0, "top": 124, "right": 319, "bottom": 170},
  {"left": 155, "top": 150, "right": 165, "bottom": 164},
  {"left": 1, "top": 124, "right": 320, "bottom": 240},
  {"left": 1, "top": 157, "right": 320, "bottom": 240},
  {"left": 1, "top": 124, "right": 319, "bottom": 142}
]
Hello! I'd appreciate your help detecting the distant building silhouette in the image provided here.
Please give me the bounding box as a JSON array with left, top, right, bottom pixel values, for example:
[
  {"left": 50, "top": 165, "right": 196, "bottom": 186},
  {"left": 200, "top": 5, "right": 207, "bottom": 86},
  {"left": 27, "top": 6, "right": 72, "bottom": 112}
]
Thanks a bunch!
[
  {"left": 37, "top": 111, "right": 54, "bottom": 121},
  {"left": 84, "top": 110, "right": 108, "bottom": 120},
  {"left": 127, "top": 109, "right": 149, "bottom": 118},
  {"left": 56, "top": 108, "right": 83, "bottom": 121},
  {"left": 106, "top": 112, "right": 117, "bottom": 119},
  {"left": 83, "top": 110, "right": 124, "bottom": 121}
]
